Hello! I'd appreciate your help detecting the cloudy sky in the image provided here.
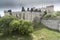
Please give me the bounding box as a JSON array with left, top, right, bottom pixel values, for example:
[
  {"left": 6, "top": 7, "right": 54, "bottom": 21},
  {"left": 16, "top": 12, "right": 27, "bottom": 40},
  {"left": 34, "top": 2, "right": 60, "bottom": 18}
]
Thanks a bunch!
[{"left": 0, "top": 0, "right": 60, "bottom": 16}]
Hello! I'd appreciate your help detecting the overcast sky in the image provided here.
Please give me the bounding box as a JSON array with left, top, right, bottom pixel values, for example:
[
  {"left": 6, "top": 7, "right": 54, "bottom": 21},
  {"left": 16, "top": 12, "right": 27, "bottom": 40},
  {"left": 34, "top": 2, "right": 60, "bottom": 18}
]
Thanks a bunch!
[
  {"left": 0, "top": 0, "right": 60, "bottom": 8},
  {"left": 0, "top": 0, "right": 60, "bottom": 16}
]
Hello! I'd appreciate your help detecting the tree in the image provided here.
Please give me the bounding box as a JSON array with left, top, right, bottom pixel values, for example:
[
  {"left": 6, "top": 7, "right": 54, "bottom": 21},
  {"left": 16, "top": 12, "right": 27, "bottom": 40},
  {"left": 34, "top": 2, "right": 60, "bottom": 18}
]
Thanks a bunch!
[
  {"left": 9, "top": 20, "right": 20, "bottom": 33},
  {"left": 39, "top": 10, "right": 41, "bottom": 12},
  {"left": 44, "top": 14, "right": 51, "bottom": 19},
  {"left": 9, "top": 20, "right": 33, "bottom": 35},
  {"left": 40, "top": 11, "right": 47, "bottom": 22},
  {"left": 43, "top": 11, "right": 47, "bottom": 16},
  {"left": 0, "top": 15, "right": 33, "bottom": 35},
  {"left": 27, "top": 8, "right": 29, "bottom": 11},
  {"left": 41, "top": 10, "right": 47, "bottom": 18},
  {"left": 0, "top": 15, "right": 17, "bottom": 34},
  {"left": 22, "top": 6, "right": 25, "bottom": 11},
  {"left": 34, "top": 9, "right": 38, "bottom": 12},
  {"left": 18, "top": 20, "right": 33, "bottom": 35},
  {"left": 31, "top": 8, "right": 33, "bottom": 12},
  {"left": 8, "top": 10, "right": 12, "bottom": 15}
]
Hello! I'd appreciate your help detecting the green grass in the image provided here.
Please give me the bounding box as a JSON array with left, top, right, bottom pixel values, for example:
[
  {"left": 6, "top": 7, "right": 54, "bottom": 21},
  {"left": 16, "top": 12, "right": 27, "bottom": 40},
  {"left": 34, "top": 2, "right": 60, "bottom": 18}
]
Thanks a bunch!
[
  {"left": 0, "top": 23, "right": 60, "bottom": 40},
  {"left": 33, "top": 27, "right": 60, "bottom": 40},
  {"left": 33, "top": 23, "right": 60, "bottom": 40}
]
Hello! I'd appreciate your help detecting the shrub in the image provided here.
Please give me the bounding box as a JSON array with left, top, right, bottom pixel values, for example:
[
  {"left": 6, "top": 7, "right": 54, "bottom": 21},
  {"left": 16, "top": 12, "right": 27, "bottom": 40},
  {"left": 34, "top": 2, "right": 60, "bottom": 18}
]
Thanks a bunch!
[
  {"left": 9, "top": 20, "right": 20, "bottom": 34},
  {"left": 55, "top": 11, "right": 60, "bottom": 16},
  {"left": 51, "top": 13, "right": 57, "bottom": 18},
  {"left": 0, "top": 15, "right": 17, "bottom": 34},
  {"left": 44, "top": 13, "right": 57, "bottom": 19},
  {"left": 44, "top": 14, "right": 51, "bottom": 18},
  {"left": 19, "top": 20, "right": 33, "bottom": 35},
  {"left": 9, "top": 20, "right": 33, "bottom": 35},
  {"left": 0, "top": 15, "right": 33, "bottom": 35}
]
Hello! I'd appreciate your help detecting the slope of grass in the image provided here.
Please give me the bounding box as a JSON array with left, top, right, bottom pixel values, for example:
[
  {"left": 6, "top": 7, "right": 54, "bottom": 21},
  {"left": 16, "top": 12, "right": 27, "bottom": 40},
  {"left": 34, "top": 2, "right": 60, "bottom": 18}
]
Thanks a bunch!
[
  {"left": 0, "top": 23, "right": 60, "bottom": 40},
  {"left": 33, "top": 28, "right": 60, "bottom": 40},
  {"left": 33, "top": 23, "right": 60, "bottom": 40}
]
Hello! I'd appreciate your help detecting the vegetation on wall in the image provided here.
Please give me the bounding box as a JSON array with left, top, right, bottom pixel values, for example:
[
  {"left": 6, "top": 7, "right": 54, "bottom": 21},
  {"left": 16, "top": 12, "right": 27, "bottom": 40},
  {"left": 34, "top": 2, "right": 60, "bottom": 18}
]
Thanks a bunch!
[
  {"left": 44, "top": 13, "right": 60, "bottom": 19},
  {"left": 44, "top": 11, "right": 60, "bottom": 19}
]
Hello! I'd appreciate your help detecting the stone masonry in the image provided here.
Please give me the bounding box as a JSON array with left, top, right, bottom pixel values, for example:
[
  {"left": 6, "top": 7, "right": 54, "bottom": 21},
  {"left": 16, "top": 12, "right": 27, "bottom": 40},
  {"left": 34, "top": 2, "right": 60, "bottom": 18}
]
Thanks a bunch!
[{"left": 4, "top": 5, "right": 54, "bottom": 21}]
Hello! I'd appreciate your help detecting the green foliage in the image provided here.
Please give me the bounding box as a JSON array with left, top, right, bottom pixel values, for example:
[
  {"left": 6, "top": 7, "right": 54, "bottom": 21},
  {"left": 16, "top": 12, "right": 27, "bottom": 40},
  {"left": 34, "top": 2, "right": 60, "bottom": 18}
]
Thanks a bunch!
[
  {"left": 0, "top": 15, "right": 17, "bottom": 34},
  {"left": 19, "top": 20, "right": 33, "bottom": 35},
  {"left": 44, "top": 13, "right": 57, "bottom": 19},
  {"left": 44, "top": 11, "right": 60, "bottom": 19},
  {"left": 55, "top": 11, "right": 60, "bottom": 16},
  {"left": 0, "top": 15, "right": 33, "bottom": 35},
  {"left": 51, "top": 13, "right": 57, "bottom": 18},
  {"left": 44, "top": 14, "right": 51, "bottom": 18},
  {"left": 9, "top": 20, "right": 20, "bottom": 33},
  {"left": 9, "top": 20, "right": 33, "bottom": 35},
  {"left": 0, "top": 15, "right": 17, "bottom": 27}
]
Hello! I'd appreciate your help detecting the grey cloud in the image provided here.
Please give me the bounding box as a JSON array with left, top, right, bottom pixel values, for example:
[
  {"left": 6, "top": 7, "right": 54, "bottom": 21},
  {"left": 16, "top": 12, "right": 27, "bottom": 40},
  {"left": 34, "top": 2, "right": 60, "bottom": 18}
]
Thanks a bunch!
[
  {"left": 19, "top": 0, "right": 60, "bottom": 4},
  {"left": 0, "top": 0, "right": 60, "bottom": 8}
]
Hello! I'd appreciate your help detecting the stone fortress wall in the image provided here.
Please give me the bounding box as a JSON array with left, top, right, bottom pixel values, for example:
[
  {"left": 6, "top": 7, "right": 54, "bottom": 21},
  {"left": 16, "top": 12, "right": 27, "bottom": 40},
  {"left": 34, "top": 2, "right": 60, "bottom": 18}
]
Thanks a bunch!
[
  {"left": 4, "top": 11, "right": 42, "bottom": 21},
  {"left": 4, "top": 5, "right": 54, "bottom": 21},
  {"left": 4, "top": 5, "right": 60, "bottom": 31},
  {"left": 42, "top": 18, "right": 60, "bottom": 31}
]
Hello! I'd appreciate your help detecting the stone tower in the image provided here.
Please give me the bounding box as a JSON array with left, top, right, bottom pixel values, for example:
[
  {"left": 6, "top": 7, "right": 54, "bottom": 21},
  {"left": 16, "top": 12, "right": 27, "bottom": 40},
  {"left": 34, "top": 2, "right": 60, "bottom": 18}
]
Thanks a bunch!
[{"left": 46, "top": 5, "right": 54, "bottom": 13}]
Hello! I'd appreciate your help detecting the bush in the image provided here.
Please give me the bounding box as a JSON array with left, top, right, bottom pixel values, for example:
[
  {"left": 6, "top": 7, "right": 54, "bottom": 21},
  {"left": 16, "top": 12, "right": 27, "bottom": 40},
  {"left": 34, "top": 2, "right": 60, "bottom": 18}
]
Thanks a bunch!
[
  {"left": 9, "top": 20, "right": 20, "bottom": 34},
  {"left": 55, "top": 11, "right": 60, "bottom": 16},
  {"left": 44, "top": 13, "right": 57, "bottom": 19},
  {"left": 9, "top": 20, "right": 33, "bottom": 35},
  {"left": 51, "top": 13, "right": 57, "bottom": 18},
  {"left": 44, "top": 14, "right": 51, "bottom": 18},
  {"left": 0, "top": 15, "right": 33, "bottom": 35},
  {"left": 19, "top": 20, "right": 33, "bottom": 35},
  {"left": 0, "top": 15, "right": 17, "bottom": 34}
]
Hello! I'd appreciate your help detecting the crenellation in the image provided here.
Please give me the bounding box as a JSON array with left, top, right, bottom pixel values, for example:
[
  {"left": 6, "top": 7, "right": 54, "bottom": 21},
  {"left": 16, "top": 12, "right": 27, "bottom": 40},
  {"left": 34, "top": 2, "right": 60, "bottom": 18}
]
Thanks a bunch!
[{"left": 4, "top": 5, "right": 54, "bottom": 21}]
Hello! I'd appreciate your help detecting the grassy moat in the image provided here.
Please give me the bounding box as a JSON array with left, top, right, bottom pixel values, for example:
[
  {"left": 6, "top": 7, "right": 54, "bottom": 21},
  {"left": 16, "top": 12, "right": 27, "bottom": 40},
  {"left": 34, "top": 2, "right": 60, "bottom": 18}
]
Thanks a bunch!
[{"left": 0, "top": 23, "right": 60, "bottom": 40}]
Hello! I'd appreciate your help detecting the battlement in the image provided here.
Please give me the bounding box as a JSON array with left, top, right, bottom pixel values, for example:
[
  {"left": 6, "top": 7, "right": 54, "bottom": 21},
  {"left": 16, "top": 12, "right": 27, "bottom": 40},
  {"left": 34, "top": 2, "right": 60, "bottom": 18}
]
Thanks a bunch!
[{"left": 4, "top": 5, "right": 54, "bottom": 21}]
